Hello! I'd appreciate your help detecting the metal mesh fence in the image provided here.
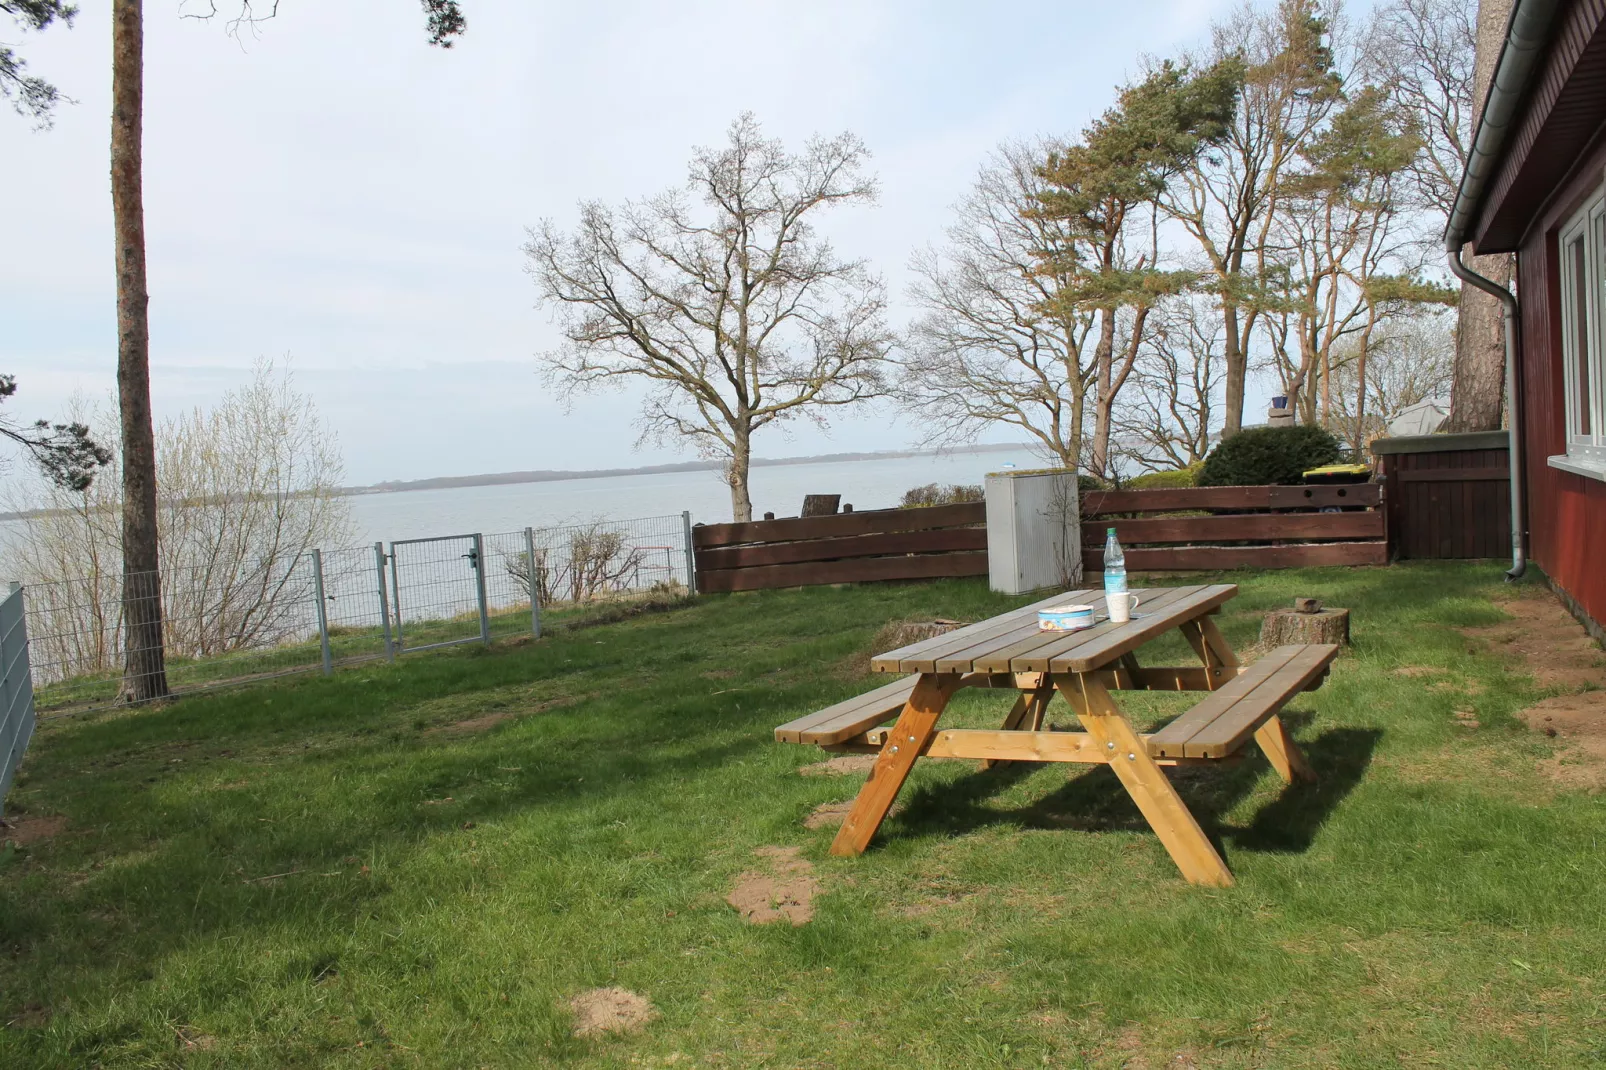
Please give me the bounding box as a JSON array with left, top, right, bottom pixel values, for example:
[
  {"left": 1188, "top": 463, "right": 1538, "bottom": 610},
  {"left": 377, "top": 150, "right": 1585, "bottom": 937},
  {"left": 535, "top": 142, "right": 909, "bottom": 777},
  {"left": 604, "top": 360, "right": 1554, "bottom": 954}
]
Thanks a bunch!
[{"left": 15, "top": 512, "right": 693, "bottom": 716}]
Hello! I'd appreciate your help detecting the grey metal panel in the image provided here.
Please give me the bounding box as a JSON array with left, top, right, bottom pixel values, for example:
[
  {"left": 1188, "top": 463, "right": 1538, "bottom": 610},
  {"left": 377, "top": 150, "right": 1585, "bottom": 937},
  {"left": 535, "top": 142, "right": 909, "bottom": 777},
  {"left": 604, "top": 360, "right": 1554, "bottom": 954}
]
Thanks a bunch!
[{"left": 0, "top": 588, "right": 37, "bottom": 816}]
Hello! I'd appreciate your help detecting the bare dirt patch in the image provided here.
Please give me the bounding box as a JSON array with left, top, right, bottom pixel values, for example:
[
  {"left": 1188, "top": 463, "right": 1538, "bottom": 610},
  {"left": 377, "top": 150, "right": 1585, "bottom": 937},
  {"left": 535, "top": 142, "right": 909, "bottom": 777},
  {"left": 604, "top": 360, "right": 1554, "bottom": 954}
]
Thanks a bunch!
[
  {"left": 1463, "top": 589, "right": 1606, "bottom": 690},
  {"left": 798, "top": 754, "right": 876, "bottom": 777},
  {"left": 726, "top": 846, "right": 820, "bottom": 926},
  {"left": 175, "top": 1026, "right": 218, "bottom": 1051},
  {"left": 803, "top": 799, "right": 899, "bottom": 830},
  {"left": 567, "top": 986, "right": 658, "bottom": 1037},
  {"left": 1392, "top": 665, "right": 1441, "bottom": 678},
  {"left": 425, "top": 696, "right": 579, "bottom": 737},
  {"left": 803, "top": 801, "right": 854, "bottom": 829},
  {"left": 0, "top": 814, "right": 67, "bottom": 847},
  {"left": 1521, "top": 692, "right": 1606, "bottom": 791},
  {"left": 1469, "top": 587, "right": 1606, "bottom": 790},
  {"left": 6, "top": 1002, "right": 51, "bottom": 1029}
]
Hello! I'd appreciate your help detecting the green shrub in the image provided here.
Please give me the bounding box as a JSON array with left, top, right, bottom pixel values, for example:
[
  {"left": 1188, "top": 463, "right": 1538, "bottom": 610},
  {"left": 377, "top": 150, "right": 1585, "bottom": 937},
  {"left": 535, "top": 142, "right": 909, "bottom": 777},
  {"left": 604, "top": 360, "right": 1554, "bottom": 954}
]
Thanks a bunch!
[
  {"left": 1125, "top": 464, "right": 1202, "bottom": 490},
  {"left": 1197, "top": 425, "right": 1341, "bottom": 486},
  {"left": 899, "top": 483, "right": 984, "bottom": 508}
]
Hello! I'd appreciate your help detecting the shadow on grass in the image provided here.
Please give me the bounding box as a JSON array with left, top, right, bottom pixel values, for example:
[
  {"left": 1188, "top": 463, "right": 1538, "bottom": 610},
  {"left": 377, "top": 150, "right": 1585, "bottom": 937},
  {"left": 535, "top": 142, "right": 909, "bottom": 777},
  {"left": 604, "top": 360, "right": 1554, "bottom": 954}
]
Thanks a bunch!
[{"left": 889, "top": 719, "right": 1382, "bottom": 859}]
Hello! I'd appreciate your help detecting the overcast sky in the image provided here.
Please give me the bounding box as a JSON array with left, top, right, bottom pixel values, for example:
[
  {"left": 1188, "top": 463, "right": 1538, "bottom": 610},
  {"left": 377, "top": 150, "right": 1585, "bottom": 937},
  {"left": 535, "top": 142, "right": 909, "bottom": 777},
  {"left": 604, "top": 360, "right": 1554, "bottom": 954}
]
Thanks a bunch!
[{"left": 3, "top": 0, "right": 1272, "bottom": 488}]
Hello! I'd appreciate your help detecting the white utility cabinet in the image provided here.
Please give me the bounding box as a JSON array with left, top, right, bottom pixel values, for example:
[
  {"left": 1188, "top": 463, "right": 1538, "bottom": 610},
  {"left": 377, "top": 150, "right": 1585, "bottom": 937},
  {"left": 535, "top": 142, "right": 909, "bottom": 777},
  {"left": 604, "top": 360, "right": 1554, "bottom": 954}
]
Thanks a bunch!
[{"left": 984, "top": 469, "right": 1082, "bottom": 595}]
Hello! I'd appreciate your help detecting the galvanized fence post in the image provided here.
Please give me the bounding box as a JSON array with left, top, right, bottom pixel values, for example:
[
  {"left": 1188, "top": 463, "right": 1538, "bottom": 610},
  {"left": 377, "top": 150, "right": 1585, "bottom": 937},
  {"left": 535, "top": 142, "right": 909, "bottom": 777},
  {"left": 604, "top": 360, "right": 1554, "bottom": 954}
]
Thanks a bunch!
[
  {"left": 374, "top": 542, "right": 395, "bottom": 662},
  {"left": 472, "top": 533, "right": 491, "bottom": 646},
  {"left": 311, "top": 550, "right": 333, "bottom": 675},
  {"left": 524, "top": 526, "right": 542, "bottom": 638},
  {"left": 681, "top": 510, "right": 697, "bottom": 595}
]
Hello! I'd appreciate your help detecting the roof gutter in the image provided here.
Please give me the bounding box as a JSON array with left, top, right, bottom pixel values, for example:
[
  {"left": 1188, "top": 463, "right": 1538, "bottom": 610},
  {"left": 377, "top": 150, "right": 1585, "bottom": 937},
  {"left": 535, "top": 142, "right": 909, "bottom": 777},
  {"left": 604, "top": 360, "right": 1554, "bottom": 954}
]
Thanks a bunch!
[{"left": 1443, "top": 0, "right": 1563, "bottom": 581}]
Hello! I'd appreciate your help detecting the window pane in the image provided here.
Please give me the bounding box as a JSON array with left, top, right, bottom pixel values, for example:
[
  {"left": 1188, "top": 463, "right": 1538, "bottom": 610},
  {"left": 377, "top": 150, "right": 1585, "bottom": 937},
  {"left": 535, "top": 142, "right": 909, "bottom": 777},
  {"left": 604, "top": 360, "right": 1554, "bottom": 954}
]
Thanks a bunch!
[
  {"left": 1597, "top": 212, "right": 1605, "bottom": 440},
  {"left": 1572, "top": 234, "right": 1591, "bottom": 436}
]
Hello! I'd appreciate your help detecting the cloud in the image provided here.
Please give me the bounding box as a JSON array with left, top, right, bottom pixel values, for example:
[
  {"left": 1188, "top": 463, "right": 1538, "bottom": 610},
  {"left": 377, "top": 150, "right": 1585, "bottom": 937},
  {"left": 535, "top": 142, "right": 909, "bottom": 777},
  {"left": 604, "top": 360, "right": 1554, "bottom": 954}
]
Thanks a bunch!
[{"left": 2, "top": 0, "right": 1239, "bottom": 484}]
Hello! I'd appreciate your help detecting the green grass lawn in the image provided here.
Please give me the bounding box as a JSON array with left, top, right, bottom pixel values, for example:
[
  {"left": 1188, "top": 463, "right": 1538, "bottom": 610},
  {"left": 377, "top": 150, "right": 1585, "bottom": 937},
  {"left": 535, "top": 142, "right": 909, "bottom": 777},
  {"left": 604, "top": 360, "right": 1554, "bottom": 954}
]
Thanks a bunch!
[{"left": 2, "top": 563, "right": 1603, "bottom": 1068}]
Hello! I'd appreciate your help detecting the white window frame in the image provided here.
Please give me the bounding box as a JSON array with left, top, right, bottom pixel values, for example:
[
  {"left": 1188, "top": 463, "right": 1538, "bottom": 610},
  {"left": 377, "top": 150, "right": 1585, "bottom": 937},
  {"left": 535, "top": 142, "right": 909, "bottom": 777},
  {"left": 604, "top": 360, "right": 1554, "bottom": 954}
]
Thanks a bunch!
[{"left": 1552, "top": 183, "right": 1606, "bottom": 481}]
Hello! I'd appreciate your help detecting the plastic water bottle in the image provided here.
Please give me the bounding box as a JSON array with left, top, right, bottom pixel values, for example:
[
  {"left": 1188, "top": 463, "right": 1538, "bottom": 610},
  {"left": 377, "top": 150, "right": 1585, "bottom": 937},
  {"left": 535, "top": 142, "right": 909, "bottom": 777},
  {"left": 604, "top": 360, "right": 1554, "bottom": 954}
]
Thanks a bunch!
[{"left": 1103, "top": 527, "right": 1128, "bottom": 596}]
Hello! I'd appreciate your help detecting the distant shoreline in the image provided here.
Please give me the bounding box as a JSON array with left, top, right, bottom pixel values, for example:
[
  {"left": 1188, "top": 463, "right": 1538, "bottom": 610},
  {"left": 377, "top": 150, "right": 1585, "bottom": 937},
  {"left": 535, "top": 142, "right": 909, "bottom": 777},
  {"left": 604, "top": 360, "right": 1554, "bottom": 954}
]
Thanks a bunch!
[
  {"left": 0, "top": 443, "right": 1034, "bottom": 522},
  {"left": 345, "top": 442, "right": 1031, "bottom": 495}
]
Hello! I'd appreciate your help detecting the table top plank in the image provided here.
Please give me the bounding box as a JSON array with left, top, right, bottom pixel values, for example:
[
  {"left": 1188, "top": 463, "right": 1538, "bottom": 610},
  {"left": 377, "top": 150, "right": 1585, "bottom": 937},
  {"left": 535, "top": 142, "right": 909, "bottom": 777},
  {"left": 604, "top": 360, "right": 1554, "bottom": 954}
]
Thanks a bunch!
[
  {"left": 938, "top": 590, "right": 1148, "bottom": 674},
  {"left": 869, "top": 589, "right": 1084, "bottom": 673},
  {"left": 1048, "top": 584, "right": 1238, "bottom": 673},
  {"left": 1010, "top": 586, "right": 1212, "bottom": 673},
  {"left": 969, "top": 587, "right": 1185, "bottom": 674},
  {"left": 883, "top": 589, "right": 1098, "bottom": 673}
]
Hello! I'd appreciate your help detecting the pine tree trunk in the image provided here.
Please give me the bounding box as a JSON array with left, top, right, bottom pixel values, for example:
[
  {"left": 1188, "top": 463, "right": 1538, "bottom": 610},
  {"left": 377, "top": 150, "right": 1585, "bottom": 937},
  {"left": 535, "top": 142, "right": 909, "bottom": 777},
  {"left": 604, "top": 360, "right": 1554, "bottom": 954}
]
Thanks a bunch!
[
  {"left": 112, "top": 0, "right": 168, "bottom": 702},
  {"left": 1222, "top": 303, "right": 1246, "bottom": 437},
  {"left": 1446, "top": 0, "right": 1515, "bottom": 433},
  {"left": 1445, "top": 249, "right": 1512, "bottom": 431},
  {"left": 1089, "top": 310, "right": 1116, "bottom": 477}
]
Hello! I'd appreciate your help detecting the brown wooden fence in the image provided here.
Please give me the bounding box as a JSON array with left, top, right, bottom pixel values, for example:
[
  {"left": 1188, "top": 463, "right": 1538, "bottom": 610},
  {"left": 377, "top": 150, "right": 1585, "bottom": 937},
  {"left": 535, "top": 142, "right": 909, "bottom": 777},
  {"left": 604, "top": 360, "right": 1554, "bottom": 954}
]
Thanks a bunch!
[
  {"left": 1370, "top": 431, "right": 1511, "bottom": 559},
  {"left": 692, "top": 482, "right": 1388, "bottom": 593},
  {"left": 692, "top": 502, "right": 987, "bottom": 593},
  {"left": 1081, "top": 484, "right": 1387, "bottom": 571}
]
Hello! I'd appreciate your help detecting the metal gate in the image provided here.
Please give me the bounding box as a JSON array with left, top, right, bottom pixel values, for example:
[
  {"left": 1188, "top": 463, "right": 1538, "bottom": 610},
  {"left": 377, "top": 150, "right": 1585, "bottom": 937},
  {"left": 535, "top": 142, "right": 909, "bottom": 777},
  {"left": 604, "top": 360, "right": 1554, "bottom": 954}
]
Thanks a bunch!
[
  {"left": 1, "top": 585, "right": 37, "bottom": 817},
  {"left": 386, "top": 533, "right": 490, "bottom": 654}
]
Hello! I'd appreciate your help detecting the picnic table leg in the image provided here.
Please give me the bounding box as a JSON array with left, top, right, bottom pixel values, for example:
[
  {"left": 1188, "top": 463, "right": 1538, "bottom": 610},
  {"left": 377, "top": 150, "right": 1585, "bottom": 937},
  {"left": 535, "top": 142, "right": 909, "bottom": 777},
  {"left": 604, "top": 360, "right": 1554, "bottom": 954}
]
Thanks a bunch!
[
  {"left": 1254, "top": 715, "right": 1318, "bottom": 784},
  {"left": 830, "top": 673, "right": 962, "bottom": 856},
  {"left": 1058, "top": 674, "right": 1234, "bottom": 888},
  {"left": 1184, "top": 616, "right": 1317, "bottom": 785},
  {"left": 1180, "top": 615, "right": 1238, "bottom": 690}
]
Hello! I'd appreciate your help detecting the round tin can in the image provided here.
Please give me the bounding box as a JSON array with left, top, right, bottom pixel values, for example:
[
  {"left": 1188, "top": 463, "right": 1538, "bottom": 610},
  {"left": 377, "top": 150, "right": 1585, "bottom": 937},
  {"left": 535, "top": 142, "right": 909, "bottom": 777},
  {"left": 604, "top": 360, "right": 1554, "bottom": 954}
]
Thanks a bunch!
[{"left": 1037, "top": 605, "right": 1096, "bottom": 632}]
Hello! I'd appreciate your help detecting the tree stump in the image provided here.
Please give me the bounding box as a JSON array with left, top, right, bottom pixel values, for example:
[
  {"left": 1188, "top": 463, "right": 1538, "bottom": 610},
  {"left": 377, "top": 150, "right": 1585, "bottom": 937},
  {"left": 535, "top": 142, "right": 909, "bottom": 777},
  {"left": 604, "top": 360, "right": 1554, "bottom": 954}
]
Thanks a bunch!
[
  {"left": 1259, "top": 600, "right": 1350, "bottom": 647},
  {"left": 800, "top": 495, "right": 841, "bottom": 517}
]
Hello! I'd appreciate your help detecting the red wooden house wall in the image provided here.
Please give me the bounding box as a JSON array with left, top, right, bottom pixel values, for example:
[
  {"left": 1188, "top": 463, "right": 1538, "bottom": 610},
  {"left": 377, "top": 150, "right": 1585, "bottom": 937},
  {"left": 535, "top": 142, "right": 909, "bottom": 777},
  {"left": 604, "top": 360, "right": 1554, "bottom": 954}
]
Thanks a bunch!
[
  {"left": 1514, "top": 154, "right": 1606, "bottom": 635},
  {"left": 1471, "top": 0, "right": 1606, "bottom": 637}
]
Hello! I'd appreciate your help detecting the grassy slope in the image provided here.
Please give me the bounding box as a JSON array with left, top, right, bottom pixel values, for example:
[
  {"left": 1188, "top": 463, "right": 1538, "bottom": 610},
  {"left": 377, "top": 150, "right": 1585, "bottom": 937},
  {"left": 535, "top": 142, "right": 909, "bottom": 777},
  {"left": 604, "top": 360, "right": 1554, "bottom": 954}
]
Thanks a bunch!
[{"left": 1, "top": 563, "right": 1603, "bottom": 1068}]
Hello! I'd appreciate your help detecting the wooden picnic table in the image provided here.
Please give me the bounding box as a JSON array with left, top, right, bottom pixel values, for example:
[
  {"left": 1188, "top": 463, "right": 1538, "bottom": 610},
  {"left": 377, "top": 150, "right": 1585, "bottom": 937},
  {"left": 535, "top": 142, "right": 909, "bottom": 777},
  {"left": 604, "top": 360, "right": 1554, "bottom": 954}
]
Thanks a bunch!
[{"left": 776, "top": 584, "right": 1337, "bottom": 886}]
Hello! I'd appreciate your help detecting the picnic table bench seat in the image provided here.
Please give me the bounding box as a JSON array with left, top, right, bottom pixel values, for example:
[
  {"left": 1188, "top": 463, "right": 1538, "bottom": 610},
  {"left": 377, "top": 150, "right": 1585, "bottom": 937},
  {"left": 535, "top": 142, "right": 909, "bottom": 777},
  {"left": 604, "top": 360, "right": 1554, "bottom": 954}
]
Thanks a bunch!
[
  {"left": 1146, "top": 643, "right": 1337, "bottom": 759},
  {"left": 775, "top": 676, "right": 919, "bottom": 746}
]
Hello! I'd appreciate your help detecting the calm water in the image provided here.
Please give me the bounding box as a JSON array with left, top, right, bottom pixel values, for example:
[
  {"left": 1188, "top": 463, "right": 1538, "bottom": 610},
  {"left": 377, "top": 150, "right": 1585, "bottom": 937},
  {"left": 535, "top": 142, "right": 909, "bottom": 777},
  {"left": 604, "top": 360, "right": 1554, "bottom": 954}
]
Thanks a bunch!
[
  {"left": 0, "top": 446, "right": 1037, "bottom": 577},
  {"left": 345, "top": 445, "right": 1032, "bottom": 544}
]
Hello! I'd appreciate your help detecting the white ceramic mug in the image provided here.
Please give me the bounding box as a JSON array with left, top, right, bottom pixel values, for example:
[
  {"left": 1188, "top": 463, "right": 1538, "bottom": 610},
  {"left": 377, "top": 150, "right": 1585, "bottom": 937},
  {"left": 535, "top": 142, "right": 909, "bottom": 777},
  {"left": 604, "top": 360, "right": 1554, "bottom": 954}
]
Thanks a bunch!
[{"left": 1106, "top": 591, "right": 1142, "bottom": 624}]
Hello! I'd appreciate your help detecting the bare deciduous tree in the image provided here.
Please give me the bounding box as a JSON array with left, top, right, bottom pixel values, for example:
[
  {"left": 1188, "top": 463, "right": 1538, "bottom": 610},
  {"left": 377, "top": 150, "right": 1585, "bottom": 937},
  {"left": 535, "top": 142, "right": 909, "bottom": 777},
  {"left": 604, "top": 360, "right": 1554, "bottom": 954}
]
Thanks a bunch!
[
  {"left": 1365, "top": 0, "right": 1507, "bottom": 432},
  {"left": 526, "top": 114, "right": 892, "bottom": 523},
  {"left": 10, "top": 360, "right": 354, "bottom": 675},
  {"left": 1365, "top": 0, "right": 1477, "bottom": 218},
  {"left": 1327, "top": 309, "right": 1456, "bottom": 442},
  {"left": 898, "top": 141, "right": 1096, "bottom": 471},
  {"left": 504, "top": 523, "right": 652, "bottom": 606},
  {"left": 1115, "top": 297, "right": 1225, "bottom": 472}
]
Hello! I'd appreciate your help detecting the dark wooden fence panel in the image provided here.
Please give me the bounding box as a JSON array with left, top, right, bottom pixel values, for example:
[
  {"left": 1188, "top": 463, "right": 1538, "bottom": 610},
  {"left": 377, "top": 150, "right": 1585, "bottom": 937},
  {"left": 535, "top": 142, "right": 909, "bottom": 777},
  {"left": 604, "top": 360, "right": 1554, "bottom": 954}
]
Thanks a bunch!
[
  {"left": 1371, "top": 432, "right": 1511, "bottom": 559},
  {"left": 694, "top": 480, "right": 1389, "bottom": 593},
  {"left": 693, "top": 503, "right": 987, "bottom": 593},
  {"left": 1081, "top": 483, "right": 1386, "bottom": 571}
]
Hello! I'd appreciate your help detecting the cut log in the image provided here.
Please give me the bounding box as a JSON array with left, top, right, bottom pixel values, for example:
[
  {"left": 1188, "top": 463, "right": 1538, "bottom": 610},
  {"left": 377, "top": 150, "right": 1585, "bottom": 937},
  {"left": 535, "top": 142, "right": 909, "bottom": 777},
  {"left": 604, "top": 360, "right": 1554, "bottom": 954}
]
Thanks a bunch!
[
  {"left": 801, "top": 495, "right": 841, "bottom": 517},
  {"left": 871, "top": 618, "right": 965, "bottom": 653},
  {"left": 1259, "top": 607, "right": 1350, "bottom": 648}
]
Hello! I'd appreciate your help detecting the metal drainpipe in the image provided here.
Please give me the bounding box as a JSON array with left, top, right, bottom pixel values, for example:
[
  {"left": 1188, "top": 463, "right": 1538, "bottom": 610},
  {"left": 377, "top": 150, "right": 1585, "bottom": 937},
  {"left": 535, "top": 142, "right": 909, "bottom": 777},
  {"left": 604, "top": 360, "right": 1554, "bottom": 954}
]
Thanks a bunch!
[
  {"left": 1447, "top": 250, "right": 1526, "bottom": 580},
  {"left": 1440, "top": 0, "right": 1559, "bottom": 581}
]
